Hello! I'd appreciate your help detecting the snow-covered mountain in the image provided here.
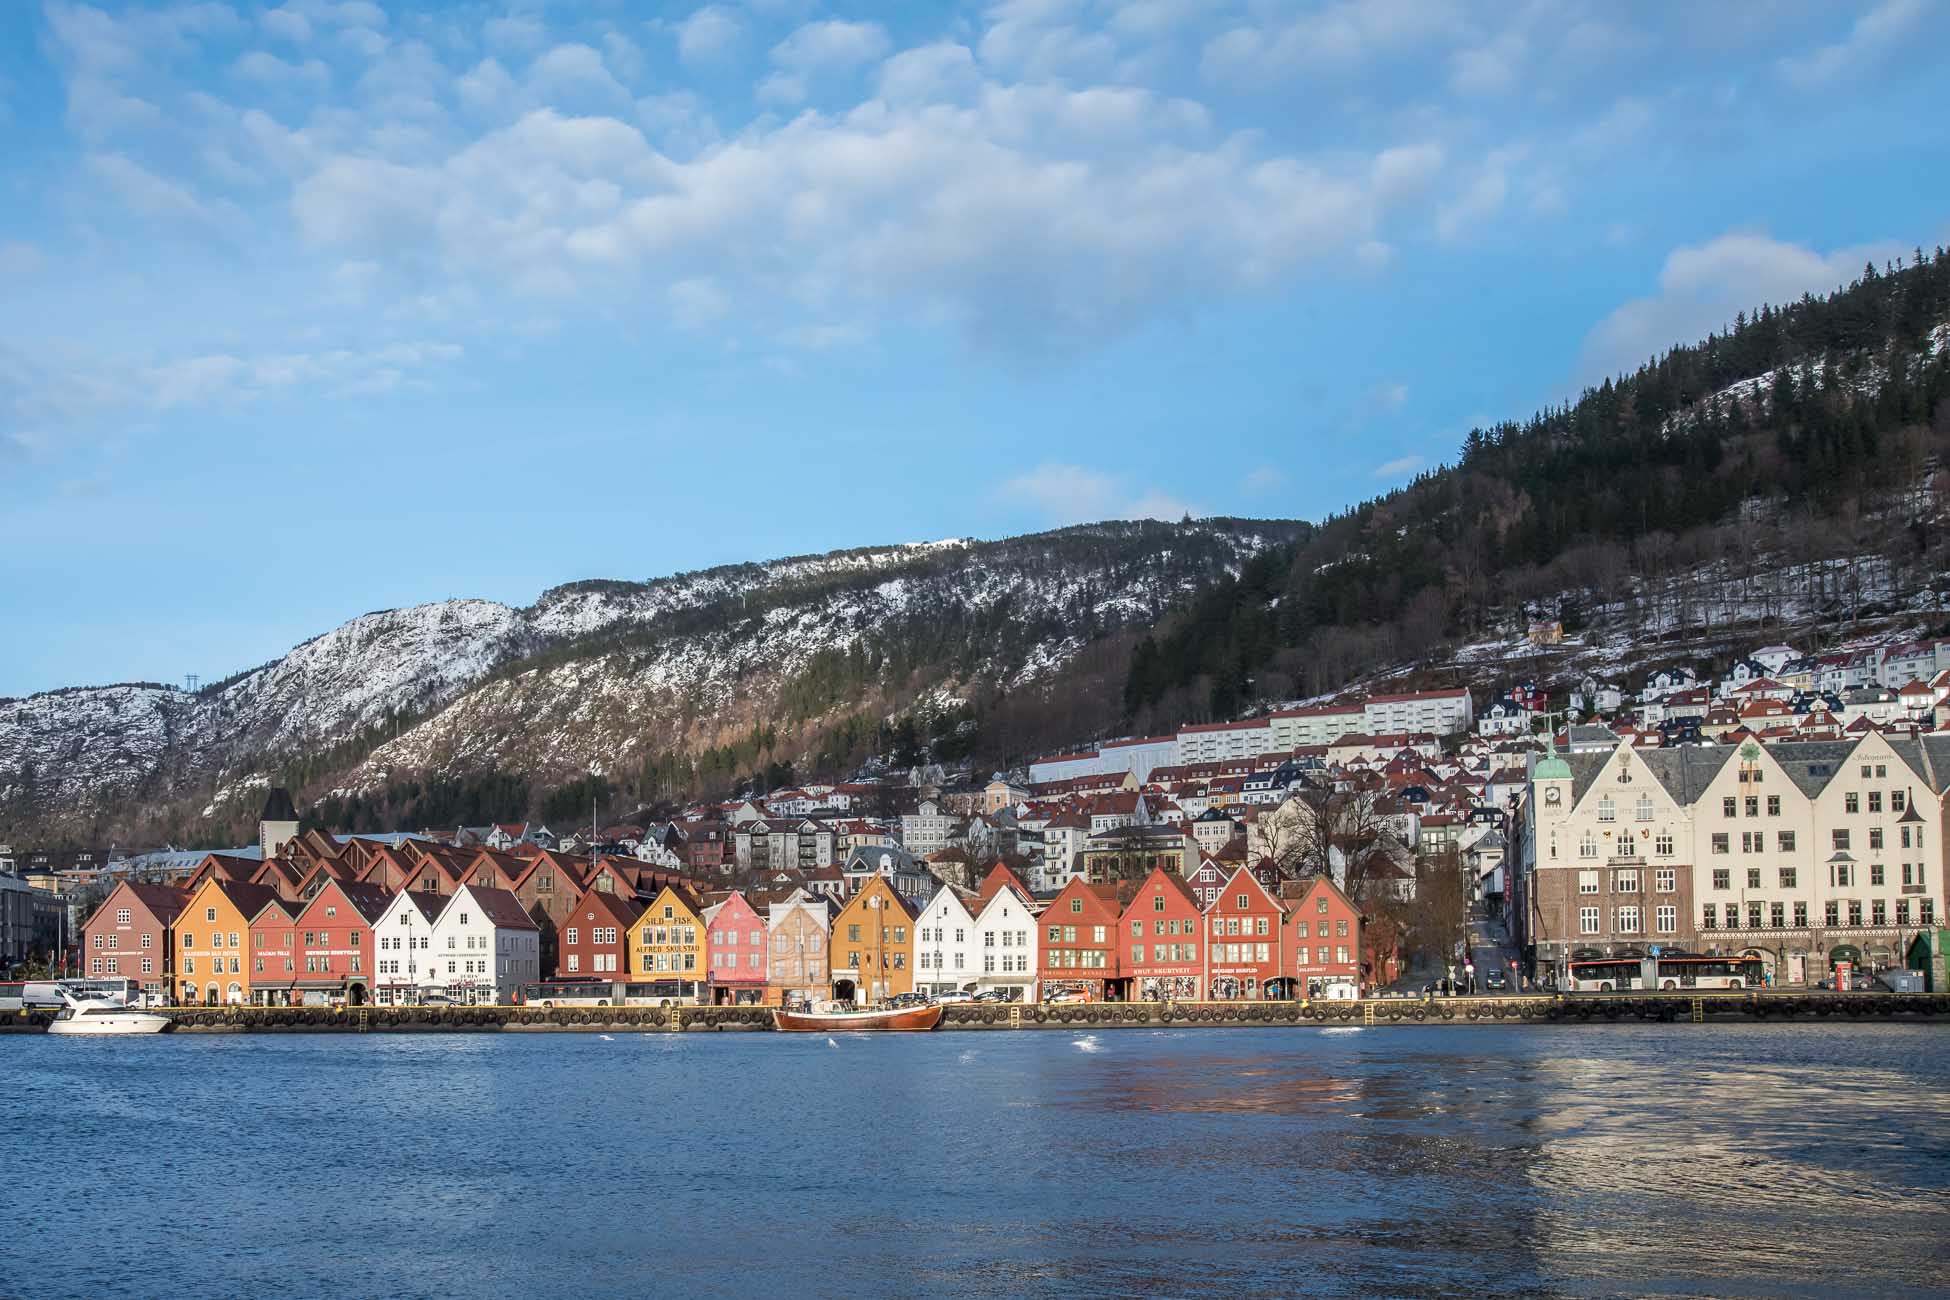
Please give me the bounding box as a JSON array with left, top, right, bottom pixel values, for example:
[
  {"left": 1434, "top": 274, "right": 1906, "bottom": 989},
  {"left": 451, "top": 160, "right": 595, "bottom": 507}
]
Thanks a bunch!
[{"left": 0, "top": 519, "right": 1297, "bottom": 838}]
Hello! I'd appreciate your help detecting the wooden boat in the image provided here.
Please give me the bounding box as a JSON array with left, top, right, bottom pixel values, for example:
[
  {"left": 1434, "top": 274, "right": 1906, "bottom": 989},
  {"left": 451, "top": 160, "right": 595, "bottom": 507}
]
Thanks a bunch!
[{"left": 773, "top": 1001, "right": 942, "bottom": 1032}]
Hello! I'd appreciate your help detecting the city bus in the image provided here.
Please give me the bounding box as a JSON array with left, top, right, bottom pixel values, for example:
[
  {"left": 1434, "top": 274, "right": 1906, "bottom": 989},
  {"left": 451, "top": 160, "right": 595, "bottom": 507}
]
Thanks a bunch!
[
  {"left": 518, "top": 979, "right": 704, "bottom": 1008},
  {"left": 1565, "top": 955, "right": 1765, "bottom": 992}
]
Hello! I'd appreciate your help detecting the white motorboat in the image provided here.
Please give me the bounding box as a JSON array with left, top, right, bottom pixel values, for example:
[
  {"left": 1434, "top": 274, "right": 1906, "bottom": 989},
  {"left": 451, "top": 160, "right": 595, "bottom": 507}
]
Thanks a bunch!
[{"left": 46, "top": 991, "right": 171, "bottom": 1036}]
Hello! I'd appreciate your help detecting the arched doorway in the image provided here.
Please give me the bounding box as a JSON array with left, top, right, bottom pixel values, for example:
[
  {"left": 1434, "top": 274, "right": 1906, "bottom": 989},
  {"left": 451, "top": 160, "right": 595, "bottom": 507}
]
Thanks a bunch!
[
  {"left": 346, "top": 981, "right": 368, "bottom": 1007},
  {"left": 205, "top": 983, "right": 219, "bottom": 1006},
  {"left": 833, "top": 977, "right": 857, "bottom": 1004},
  {"left": 226, "top": 982, "right": 243, "bottom": 1005}
]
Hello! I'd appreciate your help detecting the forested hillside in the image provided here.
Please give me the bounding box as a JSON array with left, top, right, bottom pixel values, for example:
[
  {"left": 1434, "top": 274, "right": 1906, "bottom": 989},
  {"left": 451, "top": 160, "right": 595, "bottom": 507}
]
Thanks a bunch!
[{"left": 1111, "top": 248, "right": 1950, "bottom": 737}]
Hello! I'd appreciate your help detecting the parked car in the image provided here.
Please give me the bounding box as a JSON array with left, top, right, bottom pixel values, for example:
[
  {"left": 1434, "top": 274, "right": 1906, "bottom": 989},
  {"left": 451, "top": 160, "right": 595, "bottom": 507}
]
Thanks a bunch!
[
  {"left": 887, "top": 991, "right": 930, "bottom": 1009},
  {"left": 1048, "top": 989, "right": 1093, "bottom": 1004},
  {"left": 933, "top": 990, "right": 973, "bottom": 1004},
  {"left": 420, "top": 992, "right": 458, "bottom": 1006},
  {"left": 971, "top": 988, "right": 1016, "bottom": 1003},
  {"left": 1483, "top": 970, "right": 1510, "bottom": 993}
]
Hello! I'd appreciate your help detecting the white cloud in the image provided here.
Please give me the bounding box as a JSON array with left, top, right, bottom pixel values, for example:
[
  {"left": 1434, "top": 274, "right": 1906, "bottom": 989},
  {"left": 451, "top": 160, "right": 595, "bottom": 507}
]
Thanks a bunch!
[
  {"left": 285, "top": 98, "right": 1400, "bottom": 351},
  {"left": 85, "top": 152, "right": 229, "bottom": 225},
  {"left": 771, "top": 19, "right": 890, "bottom": 75},
  {"left": 979, "top": 1, "right": 1117, "bottom": 80},
  {"left": 1435, "top": 149, "right": 1523, "bottom": 242},
  {"left": 1372, "top": 381, "right": 1409, "bottom": 412},
  {"left": 1371, "top": 143, "right": 1443, "bottom": 205},
  {"left": 668, "top": 277, "right": 729, "bottom": 330},
  {"left": 675, "top": 6, "right": 743, "bottom": 68},
  {"left": 1777, "top": 0, "right": 1926, "bottom": 88},
  {"left": 1449, "top": 30, "right": 1526, "bottom": 96},
  {"left": 261, "top": 7, "right": 312, "bottom": 44},
  {"left": 1577, "top": 230, "right": 1906, "bottom": 383},
  {"left": 1202, "top": 0, "right": 1467, "bottom": 84},
  {"left": 998, "top": 462, "right": 1193, "bottom": 525},
  {"left": 1372, "top": 454, "right": 1422, "bottom": 479},
  {"left": 0, "top": 336, "right": 464, "bottom": 452},
  {"left": 231, "top": 50, "right": 330, "bottom": 92},
  {"left": 484, "top": 15, "right": 545, "bottom": 55},
  {"left": 877, "top": 42, "right": 980, "bottom": 104},
  {"left": 527, "top": 43, "right": 633, "bottom": 109}
]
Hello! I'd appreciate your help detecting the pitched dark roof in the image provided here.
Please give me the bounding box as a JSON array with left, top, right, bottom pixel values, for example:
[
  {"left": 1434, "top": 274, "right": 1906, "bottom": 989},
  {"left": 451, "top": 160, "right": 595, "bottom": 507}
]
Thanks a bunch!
[{"left": 261, "top": 787, "right": 299, "bottom": 822}]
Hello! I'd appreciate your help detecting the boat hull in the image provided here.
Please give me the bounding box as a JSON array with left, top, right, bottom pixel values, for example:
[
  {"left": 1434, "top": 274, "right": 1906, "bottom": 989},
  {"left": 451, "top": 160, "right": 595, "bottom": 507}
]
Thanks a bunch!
[
  {"left": 47, "top": 1013, "right": 171, "bottom": 1035},
  {"left": 773, "top": 1004, "right": 942, "bottom": 1032}
]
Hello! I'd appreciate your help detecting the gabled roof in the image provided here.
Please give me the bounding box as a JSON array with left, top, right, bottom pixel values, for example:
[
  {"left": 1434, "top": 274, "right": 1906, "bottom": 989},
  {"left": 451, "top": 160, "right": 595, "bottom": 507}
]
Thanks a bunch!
[
  {"left": 288, "top": 878, "right": 387, "bottom": 925},
  {"left": 976, "top": 861, "right": 1034, "bottom": 907},
  {"left": 460, "top": 884, "right": 540, "bottom": 931},
  {"left": 87, "top": 881, "right": 192, "bottom": 930},
  {"left": 572, "top": 884, "right": 647, "bottom": 929}
]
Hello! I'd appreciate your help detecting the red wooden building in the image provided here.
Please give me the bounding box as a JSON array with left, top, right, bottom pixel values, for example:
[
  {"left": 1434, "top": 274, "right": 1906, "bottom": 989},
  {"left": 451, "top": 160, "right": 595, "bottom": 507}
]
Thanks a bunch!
[
  {"left": 1283, "top": 876, "right": 1364, "bottom": 998},
  {"left": 80, "top": 882, "right": 190, "bottom": 1002},
  {"left": 289, "top": 879, "right": 393, "bottom": 1005},
  {"left": 1119, "top": 867, "right": 1205, "bottom": 1001},
  {"left": 245, "top": 895, "right": 302, "bottom": 1005},
  {"left": 557, "top": 884, "right": 644, "bottom": 978},
  {"left": 1039, "top": 878, "right": 1125, "bottom": 1001},
  {"left": 1204, "top": 865, "right": 1287, "bottom": 999}
]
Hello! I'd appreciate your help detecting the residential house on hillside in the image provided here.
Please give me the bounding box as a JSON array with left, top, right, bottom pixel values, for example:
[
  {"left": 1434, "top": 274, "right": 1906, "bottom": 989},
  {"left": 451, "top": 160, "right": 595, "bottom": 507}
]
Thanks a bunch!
[{"left": 900, "top": 799, "right": 960, "bottom": 855}]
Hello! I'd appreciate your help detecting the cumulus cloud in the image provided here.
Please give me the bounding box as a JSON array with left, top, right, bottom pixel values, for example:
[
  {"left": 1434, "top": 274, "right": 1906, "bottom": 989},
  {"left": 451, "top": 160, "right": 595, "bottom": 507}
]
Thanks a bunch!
[
  {"left": 1577, "top": 231, "right": 1907, "bottom": 384},
  {"left": 675, "top": 6, "right": 742, "bottom": 68},
  {"left": 998, "top": 462, "right": 1195, "bottom": 525},
  {"left": 282, "top": 97, "right": 1400, "bottom": 350},
  {"left": 1202, "top": 0, "right": 1468, "bottom": 84},
  {"left": 1777, "top": 0, "right": 1926, "bottom": 88},
  {"left": 877, "top": 42, "right": 980, "bottom": 104},
  {"left": 1372, "top": 454, "right": 1422, "bottom": 479},
  {"left": 1434, "top": 148, "right": 1524, "bottom": 242}
]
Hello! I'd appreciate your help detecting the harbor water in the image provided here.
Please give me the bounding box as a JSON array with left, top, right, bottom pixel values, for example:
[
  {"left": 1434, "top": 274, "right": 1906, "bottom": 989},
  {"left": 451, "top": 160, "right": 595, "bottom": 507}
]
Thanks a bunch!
[{"left": 3, "top": 1023, "right": 1945, "bottom": 1297}]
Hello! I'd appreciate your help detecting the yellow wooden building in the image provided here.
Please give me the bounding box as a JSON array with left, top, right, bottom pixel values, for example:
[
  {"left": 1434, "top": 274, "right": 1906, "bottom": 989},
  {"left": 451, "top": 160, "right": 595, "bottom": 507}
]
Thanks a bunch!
[
  {"left": 829, "top": 875, "right": 917, "bottom": 1004},
  {"left": 170, "top": 877, "right": 284, "bottom": 1006},
  {"left": 627, "top": 884, "right": 707, "bottom": 1002}
]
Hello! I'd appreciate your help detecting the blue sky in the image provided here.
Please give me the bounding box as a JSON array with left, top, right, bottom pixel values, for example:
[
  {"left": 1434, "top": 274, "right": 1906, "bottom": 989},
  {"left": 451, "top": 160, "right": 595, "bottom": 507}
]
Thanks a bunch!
[{"left": 2, "top": 0, "right": 1947, "bottom": 697}]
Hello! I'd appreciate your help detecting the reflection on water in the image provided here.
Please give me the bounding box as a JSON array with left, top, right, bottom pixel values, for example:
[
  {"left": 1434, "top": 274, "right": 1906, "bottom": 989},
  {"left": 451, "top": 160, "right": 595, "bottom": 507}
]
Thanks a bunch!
[{"left": 3, "top": 1024, "right": 1945, "bottom": 1298}]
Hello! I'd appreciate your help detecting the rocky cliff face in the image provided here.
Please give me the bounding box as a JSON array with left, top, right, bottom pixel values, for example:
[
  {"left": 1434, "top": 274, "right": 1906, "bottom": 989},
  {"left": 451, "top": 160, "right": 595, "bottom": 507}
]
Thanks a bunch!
[{"left": 1, "top": 519, "right": 1297, "bottom": 838}]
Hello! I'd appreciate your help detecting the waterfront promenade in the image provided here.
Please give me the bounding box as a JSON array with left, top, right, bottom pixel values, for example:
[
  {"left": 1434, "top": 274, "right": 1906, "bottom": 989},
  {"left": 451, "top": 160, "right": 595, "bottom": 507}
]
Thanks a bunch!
[{"left": 9, "top": 989, "right": 1948, "bottom": 1033}]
